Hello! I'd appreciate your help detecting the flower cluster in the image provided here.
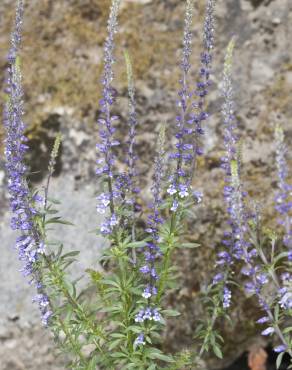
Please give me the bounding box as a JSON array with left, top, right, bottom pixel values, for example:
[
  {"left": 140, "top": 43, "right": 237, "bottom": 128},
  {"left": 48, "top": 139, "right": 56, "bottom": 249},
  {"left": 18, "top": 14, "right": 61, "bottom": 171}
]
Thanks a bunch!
[
  {"left": 135, "top": 307, "right": 162, "bottom": 323},
  {"left": 212, "top": 39, "right": 239, "bottom": 306},
  {"left": 134, "top": 0, "right": 217, "bottom": 346},
  {"left": 214, "top": 41, "right": 267, "bottom": 304},
  {"left": 278, "top": 272, "right": 292, "bottom": 310},
  {"left": 3, "top": 0, "right": 51, "bottom": 326},
  {"left": 134, "top": 126, "right": 166, "bottom": 344},
  {"left": 168, "top": 0, "right": 215, "bottom": 206},
  {"left": 220, "top": 39, "right": 249, "bottom": 261},
  {"left": 96, "top": 0, "right": 122, "bottom": 235}
]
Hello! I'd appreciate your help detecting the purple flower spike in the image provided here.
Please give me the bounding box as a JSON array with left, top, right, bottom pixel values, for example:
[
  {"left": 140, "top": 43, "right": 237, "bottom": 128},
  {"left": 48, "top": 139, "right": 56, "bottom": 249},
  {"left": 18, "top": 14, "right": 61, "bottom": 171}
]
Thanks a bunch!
[
  {"left": 3, "top": 0, "right": 51, "bottom": 326},
  {"left": 96, "top": 0, "right": 122, "bottom": 232},
  {"left": 169, "top": 0, "right": 215, "bottom": 195}
]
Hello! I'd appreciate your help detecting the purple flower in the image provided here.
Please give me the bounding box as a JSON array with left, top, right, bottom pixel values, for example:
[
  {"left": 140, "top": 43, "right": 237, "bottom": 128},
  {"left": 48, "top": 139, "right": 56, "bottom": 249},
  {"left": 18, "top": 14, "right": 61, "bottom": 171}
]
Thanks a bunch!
[
  {"left": 135, "top": 307, "right": 162, "bottom": 323},
  {"left": 167, "top": 184, "right": 177, "bottom": 195},
  {"left": 100, "top": 220, "right": 111, "bottom": 235},
  {"left": 41, "top": 310, "right": 53, "bottom": 327},
  {"left": 274, "top": 345, "right": 287, "bottom": 353},
  {"left": 150, "top": 268, "right": 158, "bottom": 280},
  {"left": 140, "top": 265, "right": 151, "bottom": 274},
  {"left": 279, "top": 288, "right": 292, "bottom": 309},
  {"left": 96, "top": 193, "right": 110, "bottom": 214},
  {"left": 261, "top": 327, "right": 275, "bottom": 336},
  {"left": 33, "top": 294, "right": 49, "bottom": 308},
  {"left": 142, "top": 285, "right": 152, "bottom": 299},
  {"left": 142, "top": 285, "right": 157, "bottom": 299},
  {"left": 143, "top": 307, "right": 152, "bottom": 320},
  {"left": 152, "top": 309, "right": 162, "bottom": 322},
  {"left": 256, "top": 273, "right": 269, "bottom": 286},
  {"left": 212, "top": 273, "right": 224, "bottom": 285},
  {"left": 281, "top": 273, "right": 291, "bottom": 282},
  {"left": 134, "top": 333, "right": 145, "bottom": 347},
  {"left": 109, "top": 214, "right": 118, "bottom": 227},
  {"left": 256, "top": 316, "right": 269, "bottom": 324},
  {"left": 171, "top": 199, "right": 179, "bottom": 212},
  {"left": 134, "top": 309, "right": 145, "bottom": 323},
  {"left": 223, "top": 286, "right": 231, "bottom": 308},
  {"left": 178, "top": 184, "right": 189, "bottom": 198},
  {"left": 193, "top": 190, "right": 203, "bottom": 203}
]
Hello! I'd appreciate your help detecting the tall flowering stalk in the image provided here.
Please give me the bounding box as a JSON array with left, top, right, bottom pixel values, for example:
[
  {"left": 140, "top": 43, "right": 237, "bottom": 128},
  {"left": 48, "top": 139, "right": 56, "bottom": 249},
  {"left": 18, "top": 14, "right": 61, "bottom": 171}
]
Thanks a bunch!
[
  {"left": 3, "top": 0, "right": 52, "bottom": 326},
  {"left": 168, "top": 0, "right": 215, "bottom": 209},
  {"left": 212, "top": 39, "right": 238, "bottom": 308},
  {"left": 189, "top": 0, "right": 216, "bottom": 185},
  {"left": 199, "top": 43, "right": 242, "bottom": 355},
  {"left": 211, "top": 40, "right": 292, "bottom": 357},
  {"left": 96, "top": 0, "right": 121, "bottom": 235},
  {"left": 134, "top": 125, "right": 166, "bottom": 346},
  {"left": 134, "top": 0, "right": 217, "bottom": 347}
]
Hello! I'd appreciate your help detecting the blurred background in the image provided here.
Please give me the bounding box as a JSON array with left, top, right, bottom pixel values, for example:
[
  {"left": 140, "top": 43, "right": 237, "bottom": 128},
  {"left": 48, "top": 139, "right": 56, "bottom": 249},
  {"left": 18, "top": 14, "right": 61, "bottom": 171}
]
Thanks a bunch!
[{"left": 0, "top": 0, "right": 291, "bottom": 369}]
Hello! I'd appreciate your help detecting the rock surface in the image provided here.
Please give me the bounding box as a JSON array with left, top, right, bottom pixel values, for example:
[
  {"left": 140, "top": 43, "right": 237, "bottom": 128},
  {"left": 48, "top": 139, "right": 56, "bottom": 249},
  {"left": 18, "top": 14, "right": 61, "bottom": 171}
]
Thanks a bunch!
[{"left": 0, "top": 0, "right": 291, "bottom": 369}]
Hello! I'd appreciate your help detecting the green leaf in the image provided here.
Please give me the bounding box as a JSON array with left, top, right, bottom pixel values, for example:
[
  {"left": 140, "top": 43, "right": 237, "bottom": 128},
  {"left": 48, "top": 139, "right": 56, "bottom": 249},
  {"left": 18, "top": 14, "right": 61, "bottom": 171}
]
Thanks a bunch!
[
  {"left": 45, "top": 217, "right": 74, "bottom": 226},
  {"left": 274, "top": 251, "right": 289, "bottom": 264},
  {"left": 61, "top": 251, "right": 80, "bottom": 259},
  {"left": 127, "top": 241, "right": 148, "bottom": 249},
  {"left": 102, "top": 279, "right": 120, "bottom": 288},
  {"left": 45, "top": 209, "right": 59, "bottom": 215},
  {"left": 108, "top": 338, "right": 122, "bottom": 351},
  {"left": 125, "top": 363, "right": 139, "bottom": 370},
  {"left": 179, "top": 242, "right": 200, "bottom": 249},
  {"left": 86, "top": 269, "right": 103, "bottom": 282},
  {"left": 162, "top": 309, "right": 181, "bottom": 317},
  {"left": 102, "top": 304, "right": 123, "bottom": 313},
  {"left": 126, "top": 325, "right": 143, "bottom": 334},
  {"left": 276, "top": 352, "right": 284, "bottom": 369},
  {"left": 110, "top": 351, "right": 128, "bottom": 358},
  {"left": 147, "top": 351, "right": 174, "bottom": 363},
  {"left": 48, "top": 197, "right": 61, "bottom": 205},
  {"left": 110, "top": 333, "right": 126, "bottom": 339},
  {"left": 283, "top": 326, "right": 292, "bottom": 334},
  {"left": 213, "top": 345, "right": 223, "bottom": 359},
  {"left": 87, "top": 356, "right": 98, "bottom": 370}
]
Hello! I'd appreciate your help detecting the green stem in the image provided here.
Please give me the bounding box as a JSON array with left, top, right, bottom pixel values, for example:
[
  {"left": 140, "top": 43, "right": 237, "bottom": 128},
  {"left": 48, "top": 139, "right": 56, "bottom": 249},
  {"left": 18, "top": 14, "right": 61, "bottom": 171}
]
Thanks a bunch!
[
  {"left": 118, "top": 255, "right": 134, "bottom": 354},
  {"left": 44, "top": 255, "right": 105, "bottom": 355},
  {"left": 58, "top": 317, "right": 87, "bottom": 365},
  {"left": 157, "top": 212, "right": 177, "bottom": 303}
]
